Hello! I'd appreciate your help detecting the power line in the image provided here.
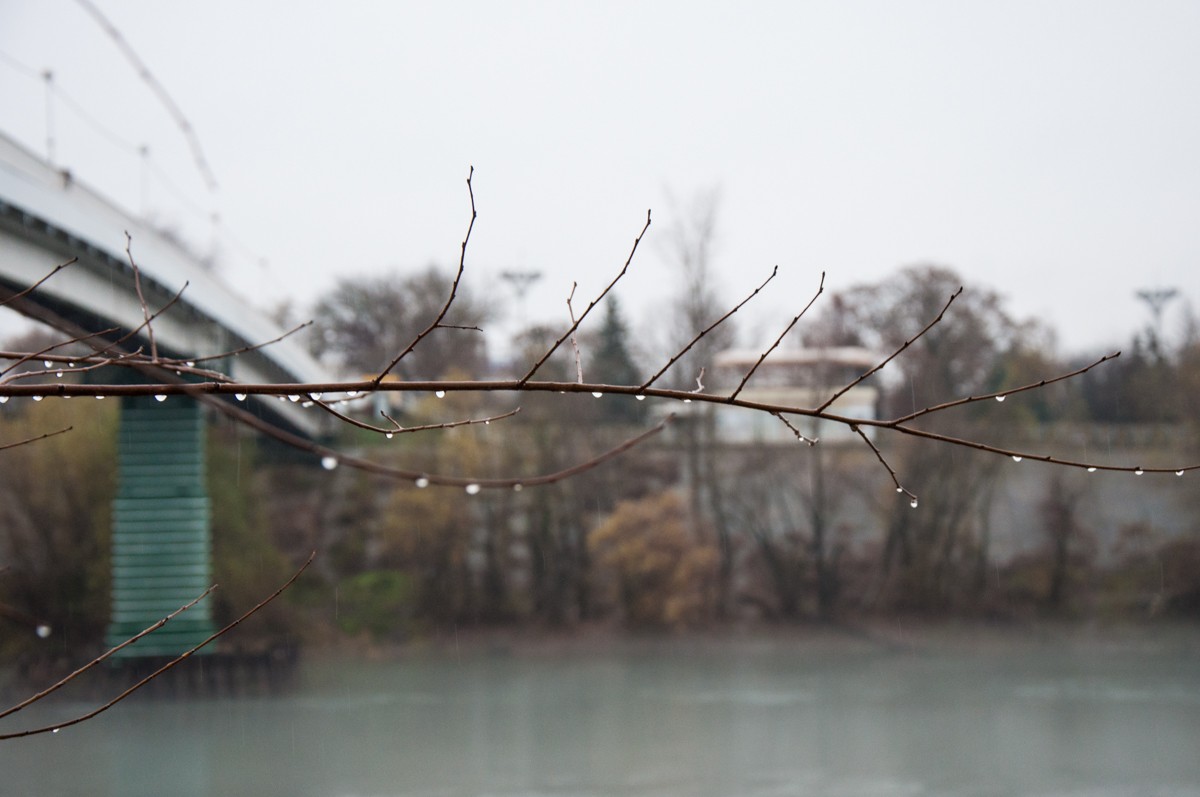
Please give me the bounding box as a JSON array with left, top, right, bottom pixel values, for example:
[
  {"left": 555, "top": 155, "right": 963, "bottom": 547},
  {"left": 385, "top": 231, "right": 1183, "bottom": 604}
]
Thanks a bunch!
[{"left": 72, "top": 0, "right": 218, "bottom": 192}]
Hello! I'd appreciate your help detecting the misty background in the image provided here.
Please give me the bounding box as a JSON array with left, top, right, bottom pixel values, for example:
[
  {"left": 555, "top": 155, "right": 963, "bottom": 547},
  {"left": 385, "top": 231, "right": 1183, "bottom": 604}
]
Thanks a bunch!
[{"left": 2, "top": 1, "right": 1198, "bottom": 357}]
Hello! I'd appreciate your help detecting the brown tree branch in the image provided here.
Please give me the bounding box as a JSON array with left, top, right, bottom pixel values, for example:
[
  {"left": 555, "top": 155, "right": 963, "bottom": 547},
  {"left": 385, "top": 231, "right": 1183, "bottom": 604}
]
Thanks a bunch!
[
  {"left": 816, "top": 286, "right": 963, "bottom": 413},
  {"left": 640, "top": 264, "right": 778, "bottom": 391},
  {"left": 886, "top": 351, "right": 1121, "bottom": 425},
  {"left": 0, "top": 552, "right": 313, "bottom": 741},
  {"left": 373, "top": 166, "right": 478, "bottom": 386},
  {"left": 0, "top": 426, "right": 73, "bottom": 453},
  {"left": 728, "top": 270, "right": 825, "bottom": 401},
  {"left": 0, "top": 258, "right": 74, "bottom": 309},
  {"left": 125, "top": 232, "right": 158, "bottom": 361},
  {"left": 772, "top": 412, "right": 817, "bottom": 446},
  {"left": 312, "top": 397, "right": 520, "bottom": 437},
  {"left": 0, "top": 586, "right": 216, "bottom": 723},
  {"left": 852, "top": 424, "right": 919, "bottom": 507},
  {"left": 520, "top": 209, "right": 652, "bottom": 384}
]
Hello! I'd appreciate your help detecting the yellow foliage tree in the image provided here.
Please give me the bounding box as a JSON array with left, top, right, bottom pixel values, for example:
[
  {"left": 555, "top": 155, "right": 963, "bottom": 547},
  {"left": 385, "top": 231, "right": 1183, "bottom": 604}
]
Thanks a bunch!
[{"left": 587, "top": 492, "right": 718, "bottom": 629}]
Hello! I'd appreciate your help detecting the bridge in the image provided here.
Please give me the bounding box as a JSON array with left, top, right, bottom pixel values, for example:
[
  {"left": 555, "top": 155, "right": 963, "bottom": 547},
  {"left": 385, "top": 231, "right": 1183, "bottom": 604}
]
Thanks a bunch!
[{"left": 0, "top": 131, "right": 331, "bottom": 657}]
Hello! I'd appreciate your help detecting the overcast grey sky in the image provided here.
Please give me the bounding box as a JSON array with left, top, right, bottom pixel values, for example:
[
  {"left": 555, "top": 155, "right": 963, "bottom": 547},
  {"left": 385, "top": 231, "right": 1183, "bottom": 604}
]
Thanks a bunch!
[{"left": 2, "top": 1, "right": 1198, "bottom": 356}]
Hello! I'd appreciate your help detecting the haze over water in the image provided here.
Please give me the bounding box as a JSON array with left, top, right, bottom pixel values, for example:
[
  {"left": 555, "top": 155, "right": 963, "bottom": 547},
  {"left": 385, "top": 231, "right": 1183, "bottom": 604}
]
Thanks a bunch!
[{"left": 3, "top": 630, "right": 1199, "bottom": 797}]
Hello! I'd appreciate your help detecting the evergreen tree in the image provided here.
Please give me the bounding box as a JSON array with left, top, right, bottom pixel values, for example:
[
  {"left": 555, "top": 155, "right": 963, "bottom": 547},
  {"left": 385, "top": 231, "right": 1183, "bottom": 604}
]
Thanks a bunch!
[{"left": 589, "top": 298, "right": 644, "bottom": 424}]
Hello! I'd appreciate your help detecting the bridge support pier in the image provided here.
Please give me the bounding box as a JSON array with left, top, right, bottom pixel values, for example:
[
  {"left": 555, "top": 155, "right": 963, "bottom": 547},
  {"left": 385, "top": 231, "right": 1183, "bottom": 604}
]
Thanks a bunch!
[{"left": 106, "top": 395, "right": 216, "bottom": 657}]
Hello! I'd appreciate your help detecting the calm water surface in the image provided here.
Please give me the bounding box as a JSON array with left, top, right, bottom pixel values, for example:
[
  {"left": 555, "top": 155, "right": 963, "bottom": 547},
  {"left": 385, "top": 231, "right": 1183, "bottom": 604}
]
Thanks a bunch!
[{"left": 3, "top": 632, "right": 1199, "bottom": 797}]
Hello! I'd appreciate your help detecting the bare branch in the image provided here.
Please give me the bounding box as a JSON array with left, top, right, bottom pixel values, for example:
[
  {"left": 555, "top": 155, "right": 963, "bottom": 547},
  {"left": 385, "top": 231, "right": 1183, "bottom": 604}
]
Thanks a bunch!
[
  {"left": 207, "top": 392, "right": 672, "bottom": 490},
  {"left": 125, "top": 232, "right": 157, "bottom": 361},
  {"left": 0, "top": 586, "right": 216, "bottom": 723},
  {"left": 373, "top": 166, "right": 478, "bottom": 385},
  {"left": 886, "top": 351, "right": 1121, "bottom": 425},
  {"left": 817, "top": 286, "right": 963, "bottom": 413},
  {"left": 772, "top": 412, "right": 817, "bottom": 446},
  {"left": 640, "top": 264, "right": 778, "bottom": 391},
  {"left": 0, "top": 426, "right": 73, "bottom": 453},
  {"left": 884, "top": 421, "right": 1195, "bottom": 476},
  {"left": 520, "top": 209, "right": 652, "bottom": 384},
  {"left": 311, "top": 397, "right": 520, "bottom": 437},
  {"left": 852, "top": 424, "right": 918, "bottom": 507},
  {"left": 567, "top": 282, "right": 584, "bottom": 383},
  {"left": 187, "top": 320, "right": 315, "bottom": 366},
  {"left": 0, "top": 258, "right": 74, "bottom": 309},
  {"left": 728, "top": 271, "right": 825, "bottom": 402},
  {"left": 0, "top": 327, "right": 120, "bottom": 381},
  {"left": 0, "top": 552, "right": 313, "bottom": 741}
]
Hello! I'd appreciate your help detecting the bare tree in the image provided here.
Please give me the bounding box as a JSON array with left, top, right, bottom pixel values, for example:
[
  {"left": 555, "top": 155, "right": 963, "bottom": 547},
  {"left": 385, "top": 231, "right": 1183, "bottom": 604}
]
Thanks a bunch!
[{"left": 311, "top": 266, "right": 493, "bottom": 379}]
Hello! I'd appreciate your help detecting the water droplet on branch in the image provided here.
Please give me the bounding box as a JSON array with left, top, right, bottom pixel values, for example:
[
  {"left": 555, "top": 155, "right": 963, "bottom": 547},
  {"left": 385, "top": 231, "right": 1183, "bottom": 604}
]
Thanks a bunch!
[
  {"left": 235, "top": 393, "right": 247, "bottom": 401},
  {"left": 32, "top": 395, "right": 43, "bottom": 402},
  {"left": 995, "top": 395, "right": 1006, "bottom": 402},
  {"left": 415, "top": 477, "right": 430, "bottom": 488},
  {"left": 320, "top": 456, "right": 338, "bottom": 470},
  {"left": 155, "top": 395, "right": 167, "bottom": 402},
  {"left": 1176, "top": 470, "right": 1185, "bottom": 477},
  {"left": 435, "top": 390, "right": 446, "bottom": 399},
  {"left": 909, "top": 498, "right": 919, "bottom": 508},
  {"left": 592, "top": 392, "right": 603, "bottom": 398},
  {"left": 465, "top": 483, "right": 481, "bottom": 495},
  {"left": 1134, "top": 467, "right": 1144, "bottom": 475},
  {"left": 1012, "top": 456, "right": 1022, "bottom": 462},
  {"left": 1087, "top": 467, "right": 1097, "bottom": 473},
  {"left": 635, "top": 395, "right": 646, "bottom": 401}
]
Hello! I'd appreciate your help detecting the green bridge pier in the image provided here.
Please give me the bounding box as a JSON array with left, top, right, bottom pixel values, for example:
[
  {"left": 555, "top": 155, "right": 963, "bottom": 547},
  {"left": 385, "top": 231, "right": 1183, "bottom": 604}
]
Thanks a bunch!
[{"left": 106, "top": 395, "right": 216, "bottom": 657}]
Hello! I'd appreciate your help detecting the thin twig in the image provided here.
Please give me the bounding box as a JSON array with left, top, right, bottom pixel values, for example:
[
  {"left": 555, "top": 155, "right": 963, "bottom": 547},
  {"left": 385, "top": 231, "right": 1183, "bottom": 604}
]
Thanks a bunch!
[
  {"left": 639, "top": 264, "right": 778, "bottom": 391},
  {"left": 0, "top": 427, "right": 73, "bottom": 453},
  {"left": 817, "top": 286, "right": 963, "bottom": 413},
  {"left": 0, "top": 553, "right": 313, "bottom": 741},
  {"left": 772, "top": 412, "right": 817, "bottom": 446},
  {"left": 520, "top": 209, "right": 651, "bottom": 384},
  {"left": 0, "top": 586, "right": 216, "bottom": 722},
  {"left": 0, "top": 259, "right": 75, "bottom": 309},
  {"left": 208, "top": 393, "right": 672, "bottom": 489},
  {"left": 728, "top": 271, "right": 825, "bottom": 402},
  {"left": 187, "top": 320, "right": 315, "bottom": 365},
  {"left": 311, "top": 397, "right": 520, "bottom": 436},
  {"left": 567, "top": 283, "right": 584, "bottom": 383},
  {"left": 125, "top": 232, "right": 157, "bottom": 361},
  {"left": 887, "top": 351, "right": 1121, "bottom": 424},
  {"left": 852, "top": 425, "right": 918, "bottom": 506},
  {"left": 374, "top": 166, "right": 478, "bottom": 385},
  {"left": 0, "top": 327, "right": 120, "bottom": 380}
]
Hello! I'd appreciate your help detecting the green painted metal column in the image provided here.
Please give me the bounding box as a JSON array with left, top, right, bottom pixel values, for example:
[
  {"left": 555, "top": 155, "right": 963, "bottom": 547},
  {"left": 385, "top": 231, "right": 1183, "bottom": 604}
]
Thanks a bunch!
[{"left": 106, "top": 395, "right": 216, "bottom": 657}]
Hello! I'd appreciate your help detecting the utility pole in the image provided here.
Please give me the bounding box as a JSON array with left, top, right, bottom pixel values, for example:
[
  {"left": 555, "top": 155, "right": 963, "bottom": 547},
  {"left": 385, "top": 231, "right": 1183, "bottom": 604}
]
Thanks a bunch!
[
  {"left": 1135, "top": 287, "right": 1179, "bottom": 357},
  {"left": 500, "top": 269, "right": 542, "bottom": 331}
]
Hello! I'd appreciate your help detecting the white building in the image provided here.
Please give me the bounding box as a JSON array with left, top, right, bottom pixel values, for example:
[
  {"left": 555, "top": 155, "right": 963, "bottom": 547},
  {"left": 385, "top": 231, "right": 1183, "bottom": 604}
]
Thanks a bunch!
[{"left": 709, "top": 346, "right": 881, "bottom": 444}]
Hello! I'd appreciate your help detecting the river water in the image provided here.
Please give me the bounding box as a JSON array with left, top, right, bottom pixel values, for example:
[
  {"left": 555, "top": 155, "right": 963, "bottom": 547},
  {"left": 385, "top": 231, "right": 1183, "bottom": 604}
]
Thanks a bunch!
[{"left": 2, "top": 629, "right": 1199, "bottom": 797}]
